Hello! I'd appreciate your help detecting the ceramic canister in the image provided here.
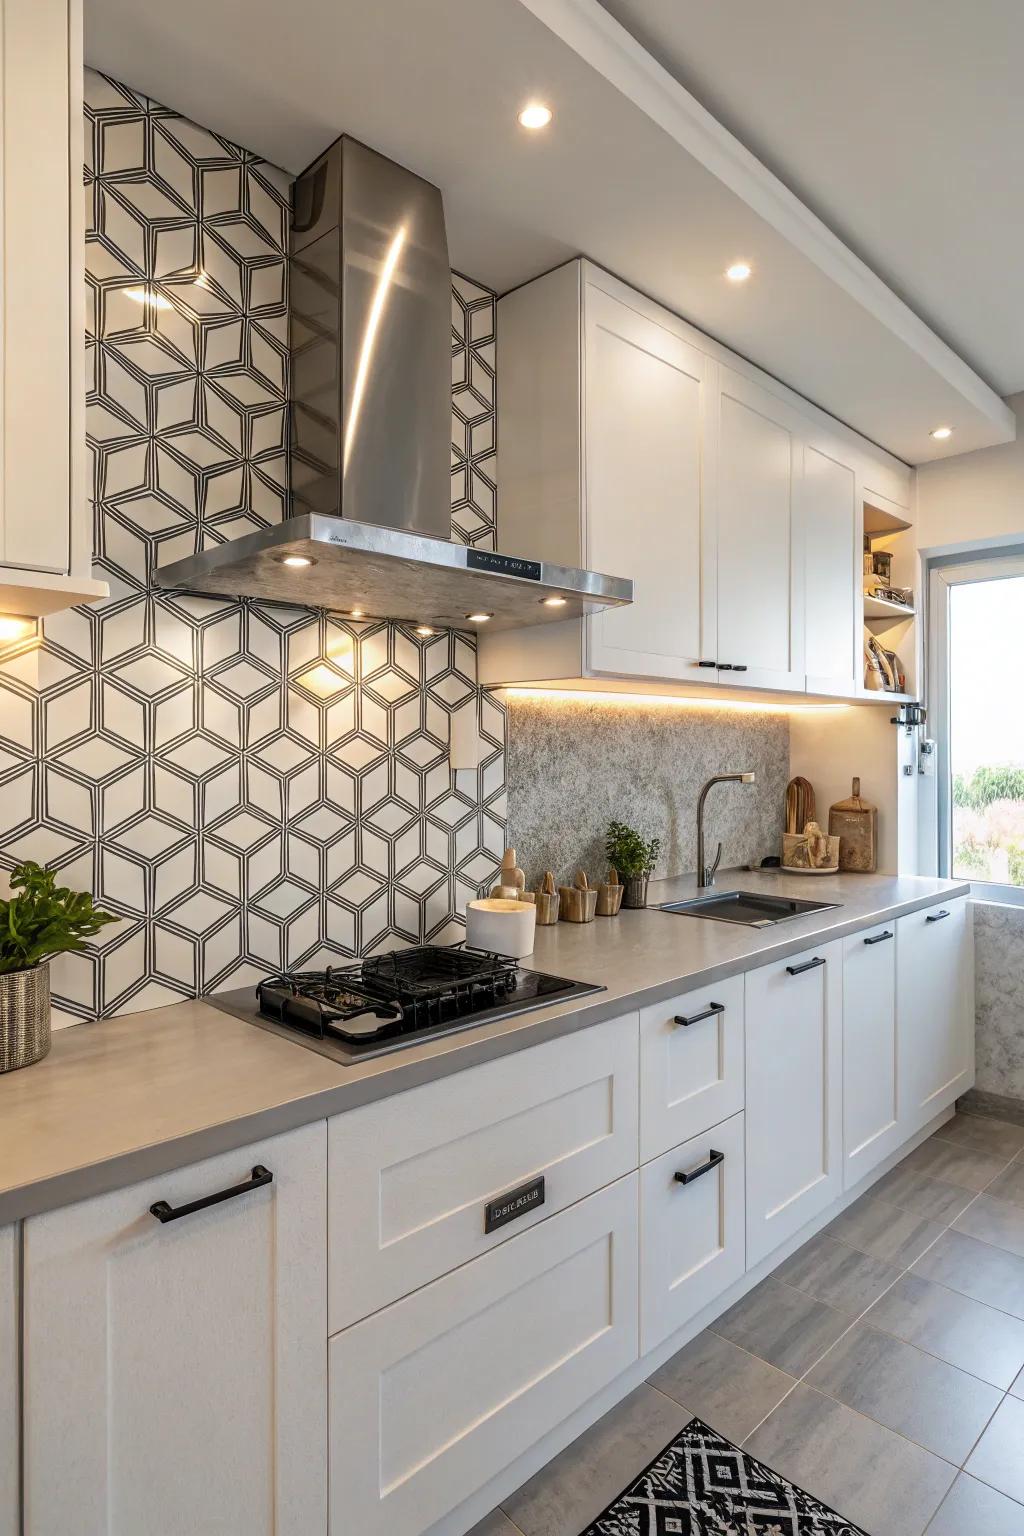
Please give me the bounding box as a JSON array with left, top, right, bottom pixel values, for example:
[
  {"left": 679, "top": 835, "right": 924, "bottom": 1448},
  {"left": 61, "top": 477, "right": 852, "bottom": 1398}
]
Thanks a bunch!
[{"left": 465, "top": 898, "right": 537, "bottom": 959}]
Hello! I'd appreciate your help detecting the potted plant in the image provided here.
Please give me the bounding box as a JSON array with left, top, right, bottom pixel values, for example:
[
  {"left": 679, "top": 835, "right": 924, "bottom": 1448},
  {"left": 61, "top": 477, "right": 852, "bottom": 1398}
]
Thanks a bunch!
[
  {"left": 605, "top": 821, "right": 661, "bottom": 909},
  {"left": 0, "top": 861, "right": 117, "bottom": 1072}
]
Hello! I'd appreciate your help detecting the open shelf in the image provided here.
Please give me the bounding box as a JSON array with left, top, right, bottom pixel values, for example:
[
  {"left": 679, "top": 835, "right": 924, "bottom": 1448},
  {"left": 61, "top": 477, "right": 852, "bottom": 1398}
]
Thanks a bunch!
[
  {"left": 863, "top": 500, "right": 912, "bottom": 538},
  {"left": 863, "top": 593, "right": 915, "bottom": 622}
]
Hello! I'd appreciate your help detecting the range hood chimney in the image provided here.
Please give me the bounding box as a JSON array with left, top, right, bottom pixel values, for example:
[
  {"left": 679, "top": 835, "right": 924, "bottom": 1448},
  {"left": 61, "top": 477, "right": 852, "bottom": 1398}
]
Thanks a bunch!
[{"left": 155, "top": 137, "right": 631, "bottom": 632}]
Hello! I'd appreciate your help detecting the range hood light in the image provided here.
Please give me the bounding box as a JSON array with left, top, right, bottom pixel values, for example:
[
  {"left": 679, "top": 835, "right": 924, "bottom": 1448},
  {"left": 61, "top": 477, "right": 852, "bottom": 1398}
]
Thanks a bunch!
[
  {"left": 467, "top": 612, "right": 493, "bottom": 623},
  {"left": 279, "top": 554, "right": 315, "bottom": 568},
  {"left": 541, "top": 596, "right": 567, "bottom": 607},
  {"left": 415, "top": 625, "right": 436, "bottom": 636}
]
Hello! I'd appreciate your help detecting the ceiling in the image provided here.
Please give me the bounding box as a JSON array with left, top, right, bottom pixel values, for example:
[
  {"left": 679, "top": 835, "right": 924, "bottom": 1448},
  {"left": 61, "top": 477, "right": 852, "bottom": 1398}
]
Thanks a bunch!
[
  {"left": 599, "top": 0, "right": 1024, "bottom": 398},
  {"left": 85, "top": 0, "right": 1016, "bottom": 466}
]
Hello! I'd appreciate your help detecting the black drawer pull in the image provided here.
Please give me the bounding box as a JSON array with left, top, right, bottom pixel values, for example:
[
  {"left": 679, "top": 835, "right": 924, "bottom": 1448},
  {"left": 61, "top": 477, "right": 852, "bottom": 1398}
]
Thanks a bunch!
[
  {"left": 926, "top": 909, "right": 950, "bottom": 923},
  {"left": 786, "top": 956, "right": 826, "bottom": 976},
  {"left": 717, "top": 662, "right": 735, "bottom": 671},
  {"left": 697, "top": 660, "right": 718, "bottom": 669},
  {"left": 731, "top": 664, "right": 749, "bottom": 672},
  {"left": 675, "top": 1149, "right": 725, "bottom": 1186},
  {"left": 674, "top": 1001, "right": 726, "bottom": 1027},
  {"left": 864, "top": 930, "right": 894, "bottom": 945},
  {"left": 150, "top": 1165, "right": 273, "bottom": 1224}
]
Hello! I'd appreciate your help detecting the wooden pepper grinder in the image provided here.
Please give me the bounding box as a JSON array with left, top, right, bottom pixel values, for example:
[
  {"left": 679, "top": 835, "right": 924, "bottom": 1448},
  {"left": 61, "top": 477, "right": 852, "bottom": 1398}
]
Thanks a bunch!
[
  {"left": 829, "top": 778, "right": 877, "bottom": 872},
  {"left": 490, "top": 847, "right": 526, "bottom": 899},
  {"left": 596, "top": 866, "right": 624, "bottom": 916},
  {"left": 531, "top": 871, "right": 560, "bottom": 926}
]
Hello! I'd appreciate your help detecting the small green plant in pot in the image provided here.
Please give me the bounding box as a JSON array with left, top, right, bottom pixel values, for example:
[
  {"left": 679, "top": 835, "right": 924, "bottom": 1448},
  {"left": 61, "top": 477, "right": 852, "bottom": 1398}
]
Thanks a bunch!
[
  {"left": 0, "top": 862, "right": 117, "bottom": 1072},
  {"left": 605, "top": 821, "right": 661, "bottom": 909}
]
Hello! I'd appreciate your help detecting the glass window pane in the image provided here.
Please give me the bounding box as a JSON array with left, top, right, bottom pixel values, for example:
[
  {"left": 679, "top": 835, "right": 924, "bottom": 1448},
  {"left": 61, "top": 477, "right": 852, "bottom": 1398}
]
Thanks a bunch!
[{"left": 949, "top": 574, "right": 1024, "bottom": 887}]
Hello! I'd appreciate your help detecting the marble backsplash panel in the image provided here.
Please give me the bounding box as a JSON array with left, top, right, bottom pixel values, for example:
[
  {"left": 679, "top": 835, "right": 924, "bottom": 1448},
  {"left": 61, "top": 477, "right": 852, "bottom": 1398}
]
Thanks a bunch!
[
  {"left": 504, "top": 693, "right": 789, "bottom": 887},
  {"left": 973, "top": 901, "right": 1024, "bottom": 1102}
]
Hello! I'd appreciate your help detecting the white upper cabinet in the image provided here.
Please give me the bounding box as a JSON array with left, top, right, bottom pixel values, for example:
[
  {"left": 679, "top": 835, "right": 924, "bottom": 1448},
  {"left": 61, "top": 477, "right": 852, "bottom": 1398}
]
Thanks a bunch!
[
  {"left": 802, "top": 434, "right": 860, "bottom": 697},
  {"left": 585, "top": 286, "right": 708, "bottom": 681},
  {"left": 0, "top": 0, "right": 106, "bottom": 614},
  {"left": 713, "top": 367, "right": 804, "bottom": 691},
  {"left": 481, "top": 259, "right": 909, "bottom": 700},
  {"left": 23, "top": 1122, "right": 327, "bottom": 1536}
]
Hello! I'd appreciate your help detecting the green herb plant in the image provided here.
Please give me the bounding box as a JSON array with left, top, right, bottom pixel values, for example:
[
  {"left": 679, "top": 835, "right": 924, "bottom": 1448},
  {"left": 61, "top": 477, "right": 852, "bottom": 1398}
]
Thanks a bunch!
[
  {"left": 605, "top": 821, "right": 661, "bottom": 880},
  {"left": 0, "top": 861, "right": 117, "bottom": 975}
]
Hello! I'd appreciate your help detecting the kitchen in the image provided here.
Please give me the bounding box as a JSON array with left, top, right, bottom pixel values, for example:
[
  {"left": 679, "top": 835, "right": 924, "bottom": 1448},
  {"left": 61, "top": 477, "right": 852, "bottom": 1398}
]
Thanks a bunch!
[{"left": 1, "top": 2, "right": 1023, "bottom": 1534}]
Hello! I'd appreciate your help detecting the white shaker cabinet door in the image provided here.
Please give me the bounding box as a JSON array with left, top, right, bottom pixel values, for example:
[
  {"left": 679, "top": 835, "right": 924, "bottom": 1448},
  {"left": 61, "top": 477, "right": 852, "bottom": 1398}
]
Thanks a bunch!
[
  {"left": 897, "top": 897, "right": 974, "bottom": 1136},
  {"left": 23, "top": 1121, "right": 328, "bottom": 1536},
  {"left": 843, "top": 922, "right": 900, "bottom": 1188},
  {"left": 0, "top": 1225, "right": 16, "bottom": 1536},
  {"left": 584, "top": 283, "right": 711, "bottom": 682},
  {"left": 745, "top": 941, "right": 843, "bottom": 1268},
  {"left": 639, "top": 973, "right": 744, "bottom": 1163},
  {"left": 802, "top": 438, "right": 859, "bottom": 697},
  {"left": 714, "top": 368, "right": 805, "bottom": 692}
]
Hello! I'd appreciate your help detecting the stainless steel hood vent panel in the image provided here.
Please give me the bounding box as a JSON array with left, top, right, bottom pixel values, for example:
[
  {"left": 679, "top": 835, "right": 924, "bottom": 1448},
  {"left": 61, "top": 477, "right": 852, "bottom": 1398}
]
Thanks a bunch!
[
  {"left": 155, "top": 135, "right": 633, "bottom": 628},
  {"left": 154, "top": 516, "right": 631, "bottom": 632}
]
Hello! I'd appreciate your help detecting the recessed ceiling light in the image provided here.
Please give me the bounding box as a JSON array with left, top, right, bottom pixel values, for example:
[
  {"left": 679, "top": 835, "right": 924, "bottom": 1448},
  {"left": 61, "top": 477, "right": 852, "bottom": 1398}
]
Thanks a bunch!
[
  {"left": 466, "top": 612, "right": 493, "bottom": 623},
  {"left": 415, "top": 625, "right": 436, "bottom": 637},
  {"left": 280, "top": 554, "right": 315, "bottom": 568},
  {"left": 930, "top": 425, "right": 954, "bottom": 440},
  {"left": 725, "top": 262, "right": 753, "bottom": 283},
  {"left": 541, "top": 596, "right": 567, "bottom": 607},
  {"left": 518, "top": 103, "right": 552, "bottom": 130}
]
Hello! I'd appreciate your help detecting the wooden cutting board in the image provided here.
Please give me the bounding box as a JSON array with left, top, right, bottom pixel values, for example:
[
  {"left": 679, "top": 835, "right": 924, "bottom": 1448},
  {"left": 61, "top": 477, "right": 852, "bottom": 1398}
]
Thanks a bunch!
[{"left": 785, "top": 776, "right": 816, "bottom": 835}]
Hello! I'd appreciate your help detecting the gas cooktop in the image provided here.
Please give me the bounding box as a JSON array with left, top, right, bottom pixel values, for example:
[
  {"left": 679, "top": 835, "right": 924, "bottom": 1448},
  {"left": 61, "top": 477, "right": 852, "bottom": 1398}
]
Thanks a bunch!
[{"left": 210, "top": 944, "right": 604, "bottom": 1063}]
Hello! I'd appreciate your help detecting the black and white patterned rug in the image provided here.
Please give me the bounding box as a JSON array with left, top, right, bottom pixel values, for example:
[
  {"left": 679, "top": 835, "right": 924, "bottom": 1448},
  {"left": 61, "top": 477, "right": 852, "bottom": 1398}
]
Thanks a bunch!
[{"left": 578, "top": 1417, "right": 867, "bottom": 1536}]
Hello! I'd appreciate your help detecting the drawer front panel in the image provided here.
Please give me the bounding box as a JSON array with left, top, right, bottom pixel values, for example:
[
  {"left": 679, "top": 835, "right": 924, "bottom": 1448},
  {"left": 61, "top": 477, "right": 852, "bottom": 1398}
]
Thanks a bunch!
[
  {"left": 640, "top": 1111, "right": 745, "bottom": 1354},
  {"left": 329, "top": 1175, "right": 639, "bottom": 1536},
  {"left": 328, "top": 1014, "right": 639, "bottom": 1331},
  {"left": 640, "top": 973, "right": 744, "bottom": 1162}
]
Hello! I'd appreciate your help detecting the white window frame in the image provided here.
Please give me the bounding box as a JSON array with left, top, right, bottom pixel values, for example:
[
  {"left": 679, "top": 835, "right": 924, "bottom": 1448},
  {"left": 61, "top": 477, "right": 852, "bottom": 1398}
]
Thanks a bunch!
[{"left": 928, "top": 550, "right": 1024, "bottom": 907}]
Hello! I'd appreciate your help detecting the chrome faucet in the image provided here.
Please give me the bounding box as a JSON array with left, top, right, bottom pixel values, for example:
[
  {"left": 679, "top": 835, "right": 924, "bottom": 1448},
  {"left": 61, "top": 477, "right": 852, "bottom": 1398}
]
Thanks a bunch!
[{"left": 696, "top": 773, "right": 756, "bottom": 888}]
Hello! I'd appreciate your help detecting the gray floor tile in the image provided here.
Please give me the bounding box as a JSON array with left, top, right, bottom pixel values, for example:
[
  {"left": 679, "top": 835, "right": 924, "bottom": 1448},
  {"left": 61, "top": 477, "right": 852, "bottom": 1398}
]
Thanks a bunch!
[
  {"left": 897, "top": 1137, "right": 1011, "bottom": 1193},
  {"left": 913, "top": 1229, "right": 1024, "bottom": 1319},
  {"left": 467, "top": 1513, "right": 523, "bottom": 1536},
  {"left": 1013, "top": 1364, "right": 1024, "bottom": 1400},
  {"left": 864, "top": 1272, "right": 1024, "bottom": 1389},
  {"left": 805, "top": 1320, "right": 1001, "bottom": 1464},
  {"left": 964, "top": 1395, "right": 1024, "bottom": 1505},
  {"left": 773, "top": 1232, "right": 901, "bottom": 1314},
  {"left": 931, "top": 1113, "right": 1024, "bottom": 1160},
  {"left": 744, "top": 1384, "right": 956, "bottom": 1536},
  {"left": 868, "top": 1162, "right": 976, "bottom": 1224},
  {"left": 954, "top": 1194, "right": 1024, "bottom": 1260},
  {"left": 925, "top": 1473, "right": 1024, "bottom": 1536},
  {"left": 649, "top": 1329, "right": 795, "bottom": 1444},
  {"left": 712, "top": 1277, "right": 852, "bottom": 1377},
  {"left": 501, "top": 1385, "right": 690, "bottom": 1536},
  {"left": 986, "top": 1154, "right": 1024, "bottom": 1211},
  {"left": 826, "top": 1194, "right": 946, "bottom": 1269}
]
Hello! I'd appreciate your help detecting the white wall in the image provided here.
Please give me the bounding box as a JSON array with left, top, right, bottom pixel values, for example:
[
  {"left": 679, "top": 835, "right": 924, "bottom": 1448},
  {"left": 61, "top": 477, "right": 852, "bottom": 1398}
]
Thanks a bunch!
[{"left": 914, "top": 391, "right": 1024, "bottom": 554}]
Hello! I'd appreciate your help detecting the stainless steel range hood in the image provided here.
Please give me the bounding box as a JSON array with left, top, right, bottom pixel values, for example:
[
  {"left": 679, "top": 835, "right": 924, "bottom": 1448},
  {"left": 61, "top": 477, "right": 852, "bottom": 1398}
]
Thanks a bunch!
[{"left": 154, "top": 136, "right": 631, "bottom": 631}]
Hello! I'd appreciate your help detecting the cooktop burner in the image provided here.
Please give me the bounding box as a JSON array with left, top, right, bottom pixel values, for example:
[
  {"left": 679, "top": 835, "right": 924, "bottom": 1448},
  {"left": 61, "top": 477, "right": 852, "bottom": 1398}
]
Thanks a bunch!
[{"left": 211, "top": 944, "right": 604, "bottom": 1063}]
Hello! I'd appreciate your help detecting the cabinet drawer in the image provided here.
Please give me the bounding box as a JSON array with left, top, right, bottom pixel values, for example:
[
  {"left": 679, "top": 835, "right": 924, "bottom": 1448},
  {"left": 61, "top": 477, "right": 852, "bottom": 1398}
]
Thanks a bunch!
[
  {"left": 640, "top": 1111, "right": 745, "bottom": 1354},
  {"left": 639, "top": 973, "right": 743, "bottom": 1162},
  {"left": 328, "top": 1014, "right": 639, "bottom": 1331},
  {"left": 329, "top": 1174, "right": 639, "bottom": 1536}
]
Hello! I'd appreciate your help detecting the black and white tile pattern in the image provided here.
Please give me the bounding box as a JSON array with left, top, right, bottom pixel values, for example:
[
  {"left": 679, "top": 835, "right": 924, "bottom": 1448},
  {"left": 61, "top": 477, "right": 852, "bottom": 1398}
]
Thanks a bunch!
[{"left": 0, "top": 72, "right": 505, "bottom": 1024}]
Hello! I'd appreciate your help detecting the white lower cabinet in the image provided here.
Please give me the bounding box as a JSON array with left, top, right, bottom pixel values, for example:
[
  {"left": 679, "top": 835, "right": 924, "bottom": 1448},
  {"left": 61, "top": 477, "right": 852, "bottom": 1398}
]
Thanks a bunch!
[
  {"left": 328, "top": 1175, "right": 639, "bottom": 1536},
  {"left": 640, "top": 1111, "right": 745, "bottom": 1354},
  {"left": 639, "top": 973, "right": 744, "bottom": 1163},
  {"left": 328, "top": 1014, "right": 639, "bottom": 1331},
  {"left": 898, "top": 896, "right": 974, "bottom": 1135},
  {"left": 745, "top": 941, "right": 843, "bottom": 1268},
  {"left": 23, "top": 1122, "right": 328, "bottom": 1536},
  {"left": 843, "top": 922, "right": 900, "bottom": 1187},
  {"left": 0, "top": 1225, "right": 16, "bottom": 1536}
]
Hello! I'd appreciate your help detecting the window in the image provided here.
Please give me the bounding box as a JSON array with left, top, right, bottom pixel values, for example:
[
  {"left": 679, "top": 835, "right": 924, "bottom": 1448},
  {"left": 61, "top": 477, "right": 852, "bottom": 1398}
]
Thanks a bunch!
[{"left": 930, "top": 552, "right": 1024, "bottom": 903}]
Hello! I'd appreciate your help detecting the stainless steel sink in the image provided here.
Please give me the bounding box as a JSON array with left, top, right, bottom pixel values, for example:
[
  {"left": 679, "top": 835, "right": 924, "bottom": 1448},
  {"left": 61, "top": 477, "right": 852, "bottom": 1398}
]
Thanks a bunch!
[{"left": 660, "top": 890, "right": 841, "bottom": 927}]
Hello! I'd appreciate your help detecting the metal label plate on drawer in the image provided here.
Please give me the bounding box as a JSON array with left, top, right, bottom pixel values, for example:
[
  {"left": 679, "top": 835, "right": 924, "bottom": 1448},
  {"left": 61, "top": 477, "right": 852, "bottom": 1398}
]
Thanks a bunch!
[{"left": 485, "top": 1175, "right": 546, "bottom": 1233}]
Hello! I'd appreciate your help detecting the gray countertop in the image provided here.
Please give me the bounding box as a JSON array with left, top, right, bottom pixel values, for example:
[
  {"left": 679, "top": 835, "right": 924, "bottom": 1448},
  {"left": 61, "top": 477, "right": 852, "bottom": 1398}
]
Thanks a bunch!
[{"left": 0, "top": 870, "right": 969, "bottom": 1224}]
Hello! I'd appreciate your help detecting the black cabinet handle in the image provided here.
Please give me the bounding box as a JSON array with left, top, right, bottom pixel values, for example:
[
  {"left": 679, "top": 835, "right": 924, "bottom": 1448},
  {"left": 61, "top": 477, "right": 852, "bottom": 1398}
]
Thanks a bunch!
[
  {"left": 697, "top": 660, "right": 718, "bottom": 669},
  {"left": 674, "top": 1001, "right": 726, "bottom": 1027},
  {"left": 150, "top": 1165, "right": 273, "bottom": 1224},
  {"left": 675, "top": 1149, "right": 724, "bottom": 1186},
  {"left": 786, "top": 956, "right": 826, "bottom": 976},
  {"left": 864, "top": 930, "right": 894, "bottom": 945},
  {"left": 926, "top": 909, "right": 950, "bottom": 923},
  {"left": 717, "top": 662, "right": 735, "bottom": 671},
  {"left": 731, "top": 664, "right": 749, "bottom": 672}
]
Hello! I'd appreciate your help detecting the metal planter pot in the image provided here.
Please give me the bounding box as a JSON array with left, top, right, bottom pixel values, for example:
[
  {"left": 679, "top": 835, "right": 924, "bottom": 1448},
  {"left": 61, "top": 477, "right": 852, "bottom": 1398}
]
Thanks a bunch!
[
  {"left": 622, "top": 873, "right": 650, "bottom": 909},
  {"left": 0, "top": 962, "right": 51, "bottom": 1073}
]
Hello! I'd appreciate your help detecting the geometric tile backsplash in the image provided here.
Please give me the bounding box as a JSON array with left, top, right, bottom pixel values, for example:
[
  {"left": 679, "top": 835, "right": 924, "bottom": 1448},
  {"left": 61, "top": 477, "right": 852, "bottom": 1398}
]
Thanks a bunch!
[{"left": 0, "top": 71, "right": 505, "bottom": 1024}]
